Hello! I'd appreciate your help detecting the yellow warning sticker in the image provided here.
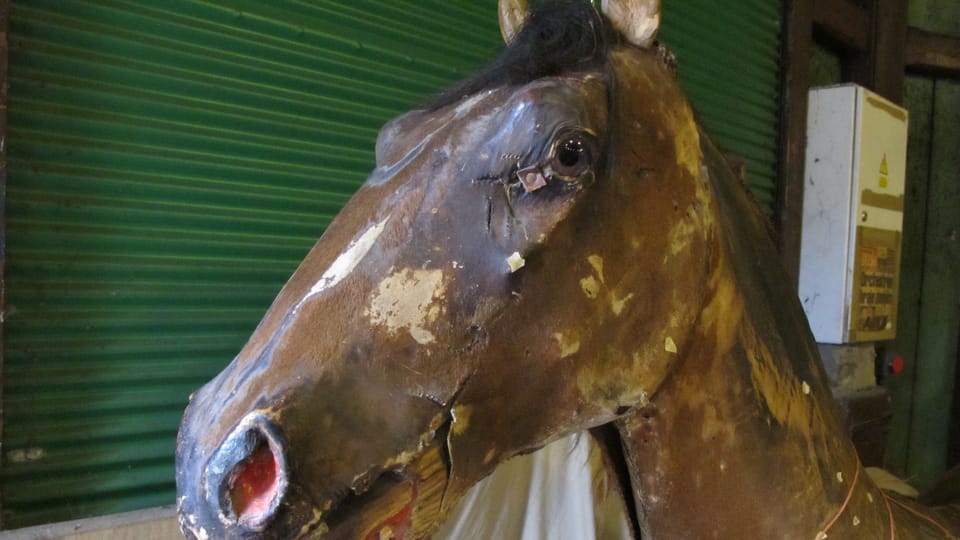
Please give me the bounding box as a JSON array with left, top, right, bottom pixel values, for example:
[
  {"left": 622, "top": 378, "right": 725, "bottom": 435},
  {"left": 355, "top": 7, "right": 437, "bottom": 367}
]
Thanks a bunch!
[{"left": 879, "top": 153, "right": 889, "bottom": 188}]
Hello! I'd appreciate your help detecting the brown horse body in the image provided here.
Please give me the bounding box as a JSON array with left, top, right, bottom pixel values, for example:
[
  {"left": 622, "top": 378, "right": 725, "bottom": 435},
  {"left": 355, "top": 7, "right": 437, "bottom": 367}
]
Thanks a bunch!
[{"left": 175, "top": 1, "right": 960, "bottom": 538}]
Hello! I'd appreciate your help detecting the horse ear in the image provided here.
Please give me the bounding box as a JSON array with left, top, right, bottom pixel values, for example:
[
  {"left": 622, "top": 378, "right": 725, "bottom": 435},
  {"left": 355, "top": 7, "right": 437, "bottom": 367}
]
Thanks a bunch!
[
  {"left": 601, "top": 0, "right": 660, "bottom": 48},
  {"left": 498, "top": 0, "right": 530, "bottom": 43}
]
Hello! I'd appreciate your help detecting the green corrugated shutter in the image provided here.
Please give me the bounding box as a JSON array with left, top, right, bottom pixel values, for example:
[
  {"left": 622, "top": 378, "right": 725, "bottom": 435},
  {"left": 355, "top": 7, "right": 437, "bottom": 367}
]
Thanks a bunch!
[
  {"left": 1, "top": 0, "right": 782, "bottom": 529},
  {"left": 1, "top": 0, "right": 503, "bottom": 528},
  {"left": 662, "top": 0, "right": 783, "bottom": 210}
]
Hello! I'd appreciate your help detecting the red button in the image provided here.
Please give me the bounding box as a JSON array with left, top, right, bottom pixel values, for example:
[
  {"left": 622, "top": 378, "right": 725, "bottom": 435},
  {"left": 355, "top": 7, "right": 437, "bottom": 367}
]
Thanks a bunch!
[{"left": 891, "top": 355, "right": 905, "bottom": 374}]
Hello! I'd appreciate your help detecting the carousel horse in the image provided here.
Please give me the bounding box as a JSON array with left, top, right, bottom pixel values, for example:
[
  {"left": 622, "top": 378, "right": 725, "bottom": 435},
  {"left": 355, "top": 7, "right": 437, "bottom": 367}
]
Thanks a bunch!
[{"left": 175, "top": 0, "right": 960, "bottom": 537}]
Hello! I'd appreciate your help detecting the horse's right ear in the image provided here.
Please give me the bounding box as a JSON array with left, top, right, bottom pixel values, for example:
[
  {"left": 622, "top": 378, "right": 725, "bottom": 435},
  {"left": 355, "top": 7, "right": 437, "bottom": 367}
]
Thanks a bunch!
[{"left": 601, "top": 0, "right": 660, "bottom": 48}]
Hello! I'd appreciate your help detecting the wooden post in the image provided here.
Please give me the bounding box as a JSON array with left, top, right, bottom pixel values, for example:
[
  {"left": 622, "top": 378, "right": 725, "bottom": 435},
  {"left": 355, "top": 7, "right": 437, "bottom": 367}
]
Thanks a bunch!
[
  {"left": 871, "top": 0, "right": 908, "bottom": 104},
  {"left": 776, "top": 0, "right": 814, "bottom": 287},
  {"left": 0, "top": 0, "right": 9, "bottom": 528}
]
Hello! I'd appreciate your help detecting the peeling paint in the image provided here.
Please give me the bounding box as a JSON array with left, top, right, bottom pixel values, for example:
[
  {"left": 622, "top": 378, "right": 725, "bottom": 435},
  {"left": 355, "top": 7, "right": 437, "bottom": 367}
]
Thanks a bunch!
[
  {"left": 553, "top": 332, "right": 581, "bottom": 358},
  {"left": 697, "top": 268, "right": 743, "bottom": 357},
  {"left": 665, "top": 215, "right": 697, "bottom": 258},
  {"left": 672, "top": 106, "right": 703, "bottom": 180},
  {"left": 182, "top": 521, "right": 210, "bottom": 540},
  {"left": 700, "top": 403, "right": 735, "bottom": 446},
  {"left": 367, "top": 268, "right": 445, "bottom": 345},
  {"left": 306, "top": 217, "right": 390, "bottom": 299},
  {"left": 297, "top": 510, "right": 327, "bottom": 540},
  {"left": 587, "top": 254, "right": 605, "bottom": 283},
  {"left": 747, "top": 333, "right": 818, "bottom": 436},
  {"left": 450, "top": 405, "right": 472, "bottom": 435},
  {"left": 580, "top": 275, "right": 601, "bottom": 299},
  {"left": 507, "top": 252, "right": 526, "bottom": 273},
  {"left": 612, "top": 292, "right": 635, "bottom": 316}
]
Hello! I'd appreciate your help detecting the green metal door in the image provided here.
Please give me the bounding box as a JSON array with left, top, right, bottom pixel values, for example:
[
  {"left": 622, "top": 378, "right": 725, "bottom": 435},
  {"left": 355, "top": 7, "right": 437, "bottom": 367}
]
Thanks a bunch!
[
  {"left": 661, "top": 0, "right": 783, "bottom": 210},
  {"left": 2, "top": 0, "right": 781, "bottom": 528},
  {"left": 1, "top": 1, "right": 504, "bottom": 528}
]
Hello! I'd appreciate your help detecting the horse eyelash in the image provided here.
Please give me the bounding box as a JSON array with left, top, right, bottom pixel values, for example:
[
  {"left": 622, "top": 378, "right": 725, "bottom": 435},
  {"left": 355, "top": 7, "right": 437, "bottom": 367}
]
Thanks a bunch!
[
  {"left": 471, "top": 173, "right": 508, "bottom": 185},
  {"left": 472, "top": 167, "right": 527, "bottom": 189}
]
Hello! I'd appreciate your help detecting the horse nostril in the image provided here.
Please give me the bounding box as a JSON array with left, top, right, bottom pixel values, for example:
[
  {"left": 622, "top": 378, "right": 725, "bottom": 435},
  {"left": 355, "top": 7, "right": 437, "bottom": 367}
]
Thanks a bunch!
[
  {"left": 206, "top": 415, "right": 288, "bottom": 531},
  {"left": 228, "top": 440, "right": 281, "bottom": 526}
]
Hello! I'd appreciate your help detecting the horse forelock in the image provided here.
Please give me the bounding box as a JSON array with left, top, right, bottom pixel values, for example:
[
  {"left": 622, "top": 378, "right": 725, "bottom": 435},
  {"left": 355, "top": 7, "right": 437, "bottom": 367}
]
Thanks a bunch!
[{"left": 425, "top": 0, "right": 617, "bottom": 111}]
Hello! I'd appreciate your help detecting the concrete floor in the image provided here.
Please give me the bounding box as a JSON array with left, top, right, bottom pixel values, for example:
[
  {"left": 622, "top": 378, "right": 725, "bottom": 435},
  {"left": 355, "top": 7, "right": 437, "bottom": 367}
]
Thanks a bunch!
[{"left": 1, "top": 507, "right": 180, "bottom": 540}]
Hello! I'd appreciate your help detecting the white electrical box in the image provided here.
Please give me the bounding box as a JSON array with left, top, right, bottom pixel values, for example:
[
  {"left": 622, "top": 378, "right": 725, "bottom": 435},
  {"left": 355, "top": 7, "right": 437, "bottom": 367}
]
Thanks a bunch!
[{"left": 798, "top": 84, "right": 908, "bottom": 344}]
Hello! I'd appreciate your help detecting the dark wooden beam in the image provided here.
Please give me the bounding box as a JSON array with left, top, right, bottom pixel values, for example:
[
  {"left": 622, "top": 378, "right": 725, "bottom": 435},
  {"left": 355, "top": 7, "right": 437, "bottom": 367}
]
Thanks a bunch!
[
  {"left": 872, "top": 0, "right": 908, "bottom": 104},
  {"left": 0, "top": 0, "right": 8, "bottom": 528},
  {"left": 776, "top": 0, "right": 813, "bottom": 287},
  {"left": 906, "top": 27, "right": 960, "bottom": 77},
  {"left": 812, "top": 0, "right": 870, "bottom": 53}
]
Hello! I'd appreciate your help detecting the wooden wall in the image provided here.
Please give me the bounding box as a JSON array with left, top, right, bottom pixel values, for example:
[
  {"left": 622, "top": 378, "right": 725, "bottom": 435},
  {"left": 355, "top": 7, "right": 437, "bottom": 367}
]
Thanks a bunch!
[{"left": 780, "top": 0, "right": 960, "bottom": 491}]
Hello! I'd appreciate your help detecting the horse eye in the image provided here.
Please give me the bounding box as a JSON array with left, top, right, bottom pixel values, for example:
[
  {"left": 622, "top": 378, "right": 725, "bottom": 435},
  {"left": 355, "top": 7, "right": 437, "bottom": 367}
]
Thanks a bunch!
[{"left": 549, "top": 135, "right": 593, "bottom": 179}]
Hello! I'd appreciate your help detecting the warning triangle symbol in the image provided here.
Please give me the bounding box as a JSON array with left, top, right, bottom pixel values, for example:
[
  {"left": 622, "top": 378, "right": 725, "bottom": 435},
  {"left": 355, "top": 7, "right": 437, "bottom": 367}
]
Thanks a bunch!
[{"left": 880, "top": 154, "right": 889, "bottom": 176}]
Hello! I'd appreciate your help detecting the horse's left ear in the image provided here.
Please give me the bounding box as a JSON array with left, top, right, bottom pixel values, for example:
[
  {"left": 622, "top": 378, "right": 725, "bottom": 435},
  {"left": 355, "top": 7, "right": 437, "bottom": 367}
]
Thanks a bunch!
[
  {"left": 601, "top": 0, "right": 660, "bottom": 48},
  {"left": 498, "top": 0, "right": 530, "bottom": 43}
]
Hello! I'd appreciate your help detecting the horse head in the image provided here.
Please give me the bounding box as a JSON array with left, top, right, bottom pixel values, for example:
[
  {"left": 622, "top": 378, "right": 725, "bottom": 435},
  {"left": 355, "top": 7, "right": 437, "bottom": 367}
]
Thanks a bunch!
[{"left": 175, "top": 1, "right": 726, "bottom": 538}]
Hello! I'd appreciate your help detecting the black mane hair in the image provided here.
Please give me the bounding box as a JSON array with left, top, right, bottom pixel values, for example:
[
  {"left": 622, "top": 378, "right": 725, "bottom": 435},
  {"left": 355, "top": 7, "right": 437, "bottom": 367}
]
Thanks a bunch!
[{"left": 425, "top": 0, "right": 617, "bottom": 111}]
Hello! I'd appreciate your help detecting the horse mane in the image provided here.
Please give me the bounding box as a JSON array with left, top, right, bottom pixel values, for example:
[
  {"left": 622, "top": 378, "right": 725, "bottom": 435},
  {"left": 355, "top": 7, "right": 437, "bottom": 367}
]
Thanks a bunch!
[{"left": 425, "top": 0, "right": 617, "bottom": 111}]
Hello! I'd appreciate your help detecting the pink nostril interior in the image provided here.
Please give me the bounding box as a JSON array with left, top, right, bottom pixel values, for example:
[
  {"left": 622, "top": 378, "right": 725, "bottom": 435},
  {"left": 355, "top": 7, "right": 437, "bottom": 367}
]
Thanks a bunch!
[{"left": 228, "top": 442, "right": 280, "bottom": 524}]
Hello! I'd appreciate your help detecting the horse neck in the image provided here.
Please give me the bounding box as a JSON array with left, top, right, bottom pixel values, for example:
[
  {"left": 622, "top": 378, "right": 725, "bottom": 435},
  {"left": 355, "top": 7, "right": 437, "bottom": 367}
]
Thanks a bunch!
[{"left": 612, "top": 138, "right": 895, "bottom": 538}]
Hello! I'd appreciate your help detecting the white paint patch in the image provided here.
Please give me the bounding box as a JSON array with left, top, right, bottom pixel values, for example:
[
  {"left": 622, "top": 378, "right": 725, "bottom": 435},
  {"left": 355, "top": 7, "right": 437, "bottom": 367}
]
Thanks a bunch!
[
  {"left": 306, "top": 217, "right": 389, "bottom": 299},
  {"left": 507, "top": 251, "right": 526, "bottom": 273},
  {"left": 836, "top": 471, "right": 844, "bottom": 483},
  {"left": 367, "top": 268, "right": 445, "bottom": 345},
  {"left": 664, "top": 336, "right": 678, "bottom": 354},
  {"left": 802, "top": 381, "right": 811, "bottom": 395}
]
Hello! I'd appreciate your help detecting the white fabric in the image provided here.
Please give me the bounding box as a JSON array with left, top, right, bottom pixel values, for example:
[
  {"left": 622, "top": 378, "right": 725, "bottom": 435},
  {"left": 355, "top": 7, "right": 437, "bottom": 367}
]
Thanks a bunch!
[{"left": 435, "top": 432, "right": 633, "bottom": 540}]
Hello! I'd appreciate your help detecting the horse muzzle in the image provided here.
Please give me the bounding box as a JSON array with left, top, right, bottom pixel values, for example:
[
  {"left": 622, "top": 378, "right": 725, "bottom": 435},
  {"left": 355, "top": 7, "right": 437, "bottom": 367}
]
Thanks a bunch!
[
  {"left": 177, "top": 409, "right": 322, "bottom": 540},
  {"left": 176, "top": 383, "right": 456, "bottom": 540}
]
